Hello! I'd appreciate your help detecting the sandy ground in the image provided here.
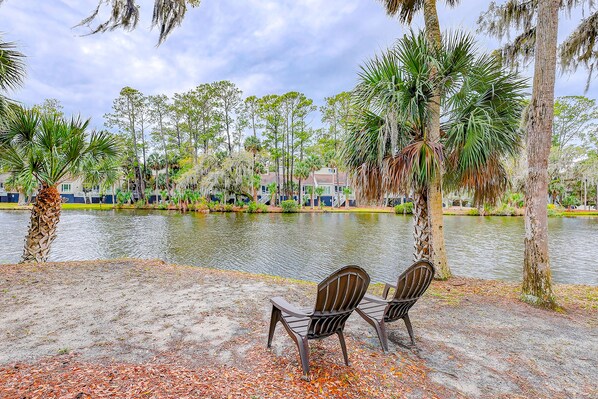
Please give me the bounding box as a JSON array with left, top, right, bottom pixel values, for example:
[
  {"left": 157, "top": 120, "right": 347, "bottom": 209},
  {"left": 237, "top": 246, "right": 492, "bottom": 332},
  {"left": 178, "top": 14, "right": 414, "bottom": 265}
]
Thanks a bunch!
[{"left": 0, "top": 259, "right": 596, "bottom": 398}]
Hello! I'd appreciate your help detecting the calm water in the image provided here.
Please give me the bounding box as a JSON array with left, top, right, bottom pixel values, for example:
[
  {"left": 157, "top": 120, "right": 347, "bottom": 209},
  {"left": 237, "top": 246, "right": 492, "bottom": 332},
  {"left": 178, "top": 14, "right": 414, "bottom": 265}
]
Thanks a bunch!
[{"left": 0, "top": 210, "right": 596, "bottom": 285}]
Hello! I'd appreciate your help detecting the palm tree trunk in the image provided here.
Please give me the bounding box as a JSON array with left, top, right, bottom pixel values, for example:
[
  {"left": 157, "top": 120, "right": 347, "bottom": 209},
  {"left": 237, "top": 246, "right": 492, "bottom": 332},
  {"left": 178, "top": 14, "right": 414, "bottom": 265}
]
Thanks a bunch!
[
  {"left": 412, "top": 188, "right": 431, "bottom": 261},
  {"left": 335, "top": 169, "right": 340, "bottom": 208},
  {"left": 17, "top": 190, "right": 26, "bottom": 206},
  {"left": 522, "top": 0, "right": 559, "bottom": 307},
  {"left": 421, "top": 0, "right": 450, "bottom": 279},
  {"left": 252, "top": 152, "right": 257, "bottom": 203},
  {"left": 21, "top": 185, "right": 62, "bottom": 263}
]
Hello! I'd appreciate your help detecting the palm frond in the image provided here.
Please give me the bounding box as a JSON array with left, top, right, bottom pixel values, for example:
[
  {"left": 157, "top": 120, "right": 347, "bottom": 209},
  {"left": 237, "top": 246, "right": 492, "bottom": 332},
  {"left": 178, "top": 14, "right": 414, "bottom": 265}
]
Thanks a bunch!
[{"left": 0, "top": 37, "right": 26, "bottom": 92}]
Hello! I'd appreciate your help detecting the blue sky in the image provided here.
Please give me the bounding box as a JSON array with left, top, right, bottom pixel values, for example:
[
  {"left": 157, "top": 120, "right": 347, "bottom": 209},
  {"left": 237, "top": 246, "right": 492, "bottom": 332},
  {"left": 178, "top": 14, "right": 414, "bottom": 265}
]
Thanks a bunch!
[{"left": 0, "top": 0, "right": 594, "bottom": 130}]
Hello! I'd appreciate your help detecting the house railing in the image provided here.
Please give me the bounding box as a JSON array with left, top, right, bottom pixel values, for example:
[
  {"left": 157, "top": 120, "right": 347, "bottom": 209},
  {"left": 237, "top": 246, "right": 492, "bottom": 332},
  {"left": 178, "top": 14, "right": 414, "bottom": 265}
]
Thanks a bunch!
[
  {"left": 259, "top": 193, "right": 271, "bottom": 204},
  {"left": 333, "top": 193, "right": 346, "bottom": 208}
]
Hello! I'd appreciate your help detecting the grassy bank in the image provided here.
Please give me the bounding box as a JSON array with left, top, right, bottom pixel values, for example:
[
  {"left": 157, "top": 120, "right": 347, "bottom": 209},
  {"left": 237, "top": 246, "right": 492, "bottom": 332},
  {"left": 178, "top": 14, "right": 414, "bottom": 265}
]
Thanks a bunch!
[{"left": 2, "top": 201, "right": 597, "bottom": 217}]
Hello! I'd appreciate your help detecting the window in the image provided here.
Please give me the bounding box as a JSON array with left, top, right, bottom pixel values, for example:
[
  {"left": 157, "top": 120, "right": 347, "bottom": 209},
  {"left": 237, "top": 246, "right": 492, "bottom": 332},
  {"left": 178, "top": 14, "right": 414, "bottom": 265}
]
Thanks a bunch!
[
  {"left": 61, "top": 183, "right": 72, "bottom": 193},
  {"left": 0, "top": 182, "right": 4, "bottom": 189}
]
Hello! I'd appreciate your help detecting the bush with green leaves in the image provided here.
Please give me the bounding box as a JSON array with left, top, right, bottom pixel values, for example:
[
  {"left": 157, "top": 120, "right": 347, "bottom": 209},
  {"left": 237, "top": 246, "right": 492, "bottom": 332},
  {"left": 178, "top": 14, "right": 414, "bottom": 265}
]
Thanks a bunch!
[
  {"left": 394, "top": 202, "right": 414, "bottom": 214},
  {"left": 467, "top": 208, "right": 480, "bottom": 216},
  {"left": 246, "top": 201, "right": 268, "bottom": 213},
  {"left": 493, "top": 204, "right": 516, "bottom": 216},
  {"left": 116, "top": 189, "right": 132, "bottom": 206},
  {"left": 281, "top": 199, "right": 298, "bottom": 213},
  {"left": 562, "top": 194, "right": 580, "bottom": 209},
  {"left": 547, "top": 203, "right": 564, "bottom": 217}
]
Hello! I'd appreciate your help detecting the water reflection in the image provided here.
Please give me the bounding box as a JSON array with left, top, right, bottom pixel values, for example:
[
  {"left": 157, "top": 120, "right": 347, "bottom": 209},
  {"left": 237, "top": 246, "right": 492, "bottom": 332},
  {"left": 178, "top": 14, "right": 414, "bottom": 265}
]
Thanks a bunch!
[{"left": 0, "top": 210, "right": 596, "bottom": 285}]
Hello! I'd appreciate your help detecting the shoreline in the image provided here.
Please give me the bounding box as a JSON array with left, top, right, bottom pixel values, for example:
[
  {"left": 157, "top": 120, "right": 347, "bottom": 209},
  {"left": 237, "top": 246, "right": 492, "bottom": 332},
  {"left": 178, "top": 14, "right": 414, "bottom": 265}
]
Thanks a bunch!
[
  {"left": 0, "top": 259, "right": 596, "bottom": 398},
  {"left": 1, "top": 202, "right": 597, "bottom": 217}
]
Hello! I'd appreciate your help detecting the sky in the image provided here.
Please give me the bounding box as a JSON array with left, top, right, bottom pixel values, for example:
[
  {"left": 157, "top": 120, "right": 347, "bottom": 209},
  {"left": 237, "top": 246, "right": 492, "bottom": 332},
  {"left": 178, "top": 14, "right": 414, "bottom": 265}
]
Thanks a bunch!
[{"left": 0, "top": 0, "right": 595, "bottom": 131}]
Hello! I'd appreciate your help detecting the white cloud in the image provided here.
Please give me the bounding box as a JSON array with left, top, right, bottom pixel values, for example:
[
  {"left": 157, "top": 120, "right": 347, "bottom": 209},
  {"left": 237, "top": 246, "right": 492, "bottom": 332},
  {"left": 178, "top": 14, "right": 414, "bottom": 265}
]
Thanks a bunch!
[{"left": 0, "top": 0, "right": 594, "bottom": 132}]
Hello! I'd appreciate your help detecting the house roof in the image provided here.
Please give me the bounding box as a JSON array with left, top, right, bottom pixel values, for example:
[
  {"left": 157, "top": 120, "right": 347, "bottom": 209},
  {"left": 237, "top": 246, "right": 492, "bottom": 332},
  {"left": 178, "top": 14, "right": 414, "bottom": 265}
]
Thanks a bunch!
[{"left": 258, "top": 171, "right": 349, "bottom": 186}]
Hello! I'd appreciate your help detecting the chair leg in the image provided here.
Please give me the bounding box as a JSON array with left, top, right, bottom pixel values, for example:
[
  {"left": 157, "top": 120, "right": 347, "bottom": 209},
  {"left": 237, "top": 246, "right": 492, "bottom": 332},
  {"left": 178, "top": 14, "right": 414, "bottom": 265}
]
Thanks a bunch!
[
  {"left": 297, "top": 337, "right": 310, "bottom": 380},
  {"left": 267, "top": 306, "right": 281, "bottom": 348},
  {"left": 403, "top": 314, "right": 415, "bottom": 345},
  {"left": 377, "top": 320, "right": 389, "bottom": 352},
  {"left": 337, "top": 331, "right": 350, "bottom": 366}
]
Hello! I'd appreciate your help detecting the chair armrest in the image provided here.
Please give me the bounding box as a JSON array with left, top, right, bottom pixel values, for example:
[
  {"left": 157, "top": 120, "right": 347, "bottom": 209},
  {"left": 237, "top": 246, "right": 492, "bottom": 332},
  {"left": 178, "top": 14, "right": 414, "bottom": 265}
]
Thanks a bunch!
[
  {"left": 362, "top": 293, "right": 389, "bottom": 305},
  {"left": 270, "top": 297, "right": 310, "bottom": 317},
  {"left": 382, "top": 283, "right": 397, "bottom": 299}
]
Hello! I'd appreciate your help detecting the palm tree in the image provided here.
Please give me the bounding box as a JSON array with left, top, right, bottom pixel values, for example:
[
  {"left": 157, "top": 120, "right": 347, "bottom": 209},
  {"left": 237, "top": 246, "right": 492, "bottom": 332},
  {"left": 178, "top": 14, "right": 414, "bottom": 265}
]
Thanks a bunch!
[
  {"left": 83, "top": 155, "right": 121, "bottom": 207},
  {"left": 324, "top": 150, "right": 342, "bottom": 208},
  {"left": 379, "top": 0, "right": 461, "bottom": 278},
  {"left": 147, "top": 153, "right": 164, "bottom": 195},
  {"left": 267, "top": 182, "right": 278, "bottom": 206},
  {"left": 244, "top": 136, "right": 262, "bottom": 202},
  {"left": 305, "top": 155, "right": 322, "bottom": 209},
  {"left": 295, "top": 161, "right": 310, "bottom": 208},
  {"left": 0, "top": 108, "right": 119, "bottom": 263},
  {"left": 315, "top": 186, "right": 326, "bottom": 209},
  {"left": 344, "top": 31, "right": 526, "bottom": 266},
  {"left": 342, "top": 187, "right": 352, "bottom": 209},
  {"left": 0, "top": 35, "right": 26, "bottom": 121}
]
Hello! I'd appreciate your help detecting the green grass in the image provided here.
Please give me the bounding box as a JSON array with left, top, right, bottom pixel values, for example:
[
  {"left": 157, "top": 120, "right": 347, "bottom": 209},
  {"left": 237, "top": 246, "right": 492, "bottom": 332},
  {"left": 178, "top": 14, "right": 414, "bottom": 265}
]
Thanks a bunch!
[
  {"left": 0, "top": 203, "right": 124, "bottom": 211},
  {"left": 1, "top": 201, "right": 597, "bottom": 216}
]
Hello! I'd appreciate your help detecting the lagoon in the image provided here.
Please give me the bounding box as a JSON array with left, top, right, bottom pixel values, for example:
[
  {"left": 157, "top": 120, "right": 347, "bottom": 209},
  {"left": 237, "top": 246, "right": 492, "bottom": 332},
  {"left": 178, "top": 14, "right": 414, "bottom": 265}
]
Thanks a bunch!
[{"left": 0, "top": 210, "right": 596, "bottom": 285}]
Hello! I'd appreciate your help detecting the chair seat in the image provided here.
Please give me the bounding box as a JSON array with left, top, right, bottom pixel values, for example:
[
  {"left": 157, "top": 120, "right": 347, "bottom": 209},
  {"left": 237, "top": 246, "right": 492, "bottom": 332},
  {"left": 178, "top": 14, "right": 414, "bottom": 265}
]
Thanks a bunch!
[
  {"left": 357, "top": 294, "right": 387, "bottom": 321},
  {"left": 281, "top": 310, "right": 311, "bottom": 336}
]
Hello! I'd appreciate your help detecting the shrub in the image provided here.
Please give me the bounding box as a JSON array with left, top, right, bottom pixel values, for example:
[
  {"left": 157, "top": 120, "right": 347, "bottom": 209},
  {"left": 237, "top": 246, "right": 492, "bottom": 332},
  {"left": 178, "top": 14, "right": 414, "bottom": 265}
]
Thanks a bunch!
[
  {"left": 281, "top": 199, "right": 298, "bottom": 213},
  {"left": 562, "top": 194, "right": 580, "bottom": 209},
  {"left": 224, "top": 204, "right": 234, "bottom": 212},
  {"left": 467, "top": 208, "right": 480, "bottom": 216},
  {"left": 246, "top": 201, "right": 269, "bottom": 213},
  {"left": 208, "top": 201, "right": 219, "bottom": 211},
  {"left": 547, "top": 204, "right": 564, "bottom": 217},
  {"left": 493, "top": 204, "right": 515, "bottom": 216},
  {"left": 394, "top": 202, "right": 413, "bottom": 214}
]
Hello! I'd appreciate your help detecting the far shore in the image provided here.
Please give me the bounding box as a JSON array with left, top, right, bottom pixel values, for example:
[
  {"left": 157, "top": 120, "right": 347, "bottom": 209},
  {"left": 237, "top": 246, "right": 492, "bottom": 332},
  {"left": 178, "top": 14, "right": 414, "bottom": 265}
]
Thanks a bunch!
[
  {"left": 0, "top": 259, "right": 596, "bottom": 398},
  {"left": 1, "top": 202, "right": 597, "bottom": 217}
]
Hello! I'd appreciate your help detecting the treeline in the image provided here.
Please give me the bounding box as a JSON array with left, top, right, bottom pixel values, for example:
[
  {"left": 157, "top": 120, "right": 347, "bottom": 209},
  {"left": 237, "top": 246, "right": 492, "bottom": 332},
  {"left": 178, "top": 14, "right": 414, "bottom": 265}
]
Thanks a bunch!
[{"left": 93, "top": 81, "right": 352, "bottom": 203}]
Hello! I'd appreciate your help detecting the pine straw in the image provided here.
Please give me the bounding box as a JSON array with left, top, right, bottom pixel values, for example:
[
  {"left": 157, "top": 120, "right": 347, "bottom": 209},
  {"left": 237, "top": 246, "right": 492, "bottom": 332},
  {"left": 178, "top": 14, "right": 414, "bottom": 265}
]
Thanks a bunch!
[{"left": 1, "top": 341, "right": 445, "bottom": 399}]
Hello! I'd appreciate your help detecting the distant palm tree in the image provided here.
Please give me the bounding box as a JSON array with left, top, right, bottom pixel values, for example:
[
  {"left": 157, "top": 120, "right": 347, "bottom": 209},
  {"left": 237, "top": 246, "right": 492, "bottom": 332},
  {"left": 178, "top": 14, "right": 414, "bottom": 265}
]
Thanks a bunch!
[
  {"left": 0, "top": 108, "right": 119, "bottom": 263},
  {"left": 315, "top": 186, "right": 325, "bottom": 209},
  {"left": 294, "top": 161, "right": 310, "bottom": 208},
  {"left": 342, "top": 187, "right": 352, "bottom": 209},
  {"left": 305, "top": 155, "right": 322, "bottom": 209},
  {"left": 267, "top": 182, "right": 278, "bottom": 206},
  {"left": 0, "top": 35, "right": 26, "bottom": 121},
  {"left": 344, "top": 31, "right": 526, "bottom": 265},
  {"left": 244, "top": 136, "right": 262, "bottom": 201},
  {"left": 147, "top": 153, "right": 164, "bottom": 194}
]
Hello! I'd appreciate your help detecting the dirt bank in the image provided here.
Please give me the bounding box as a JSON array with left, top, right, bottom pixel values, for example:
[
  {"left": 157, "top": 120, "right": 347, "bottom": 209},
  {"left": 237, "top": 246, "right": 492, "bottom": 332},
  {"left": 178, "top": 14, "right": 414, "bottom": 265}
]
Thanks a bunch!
[{"left": 0, "top": 260, "right": 596, "bottom": 398}]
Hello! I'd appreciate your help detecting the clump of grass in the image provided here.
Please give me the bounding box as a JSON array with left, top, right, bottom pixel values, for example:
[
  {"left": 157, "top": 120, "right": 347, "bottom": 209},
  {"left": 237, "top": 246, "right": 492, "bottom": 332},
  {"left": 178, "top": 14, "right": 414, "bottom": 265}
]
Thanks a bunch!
[{"left": 57, "top": 347, "right": 70, "bottom": 355}]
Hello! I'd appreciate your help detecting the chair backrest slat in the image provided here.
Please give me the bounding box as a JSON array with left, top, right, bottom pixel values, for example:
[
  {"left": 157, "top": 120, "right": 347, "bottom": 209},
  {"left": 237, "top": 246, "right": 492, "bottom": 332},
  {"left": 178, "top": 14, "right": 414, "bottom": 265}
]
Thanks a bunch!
[
  {"left": 386, "top": 260, "right": 434, "bottom": 323},
  {"left": 309, "top": 265, "right": 370, "bottom": 338}
]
